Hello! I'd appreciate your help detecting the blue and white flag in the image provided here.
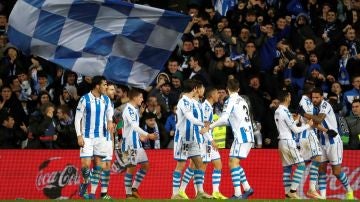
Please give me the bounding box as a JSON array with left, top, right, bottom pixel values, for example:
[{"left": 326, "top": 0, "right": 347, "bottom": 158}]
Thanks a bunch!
[{"left": 8, "top": 0, "right": 190, "bottom": 89}]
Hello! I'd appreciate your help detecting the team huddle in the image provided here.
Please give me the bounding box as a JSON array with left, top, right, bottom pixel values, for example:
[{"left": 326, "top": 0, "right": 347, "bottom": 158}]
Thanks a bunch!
[
  {"left": 274, "top": 84, "right": 354, "bottom": 199},
  {"left": 74, "top": 76, "right": 354, "bottom": 200}
]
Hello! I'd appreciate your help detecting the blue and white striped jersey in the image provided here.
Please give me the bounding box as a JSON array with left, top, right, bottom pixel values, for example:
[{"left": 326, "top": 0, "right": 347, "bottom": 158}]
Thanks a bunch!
[
  {"left": 121, "top": 103, "right": 149, "bottom": 151},
  {"left": 210, "top": 93, "right": 254, "bottom": 143},
  {"left": 202, "top": 99, "right": 214, "bottom": 142},
  {"left": 274, "top": 105, "right": 309, "bottom": 140},
  {"left": 174, "top": 94, "right": 204, "bottom": 144},
  {"left": 75, "top": 92, "right": 113, "bottom": 138},
  {"left": 317, "top": 100, "right": 341, "bottom": 145},
  {"left": 192, "top": 98, "right": 204, "bottom": 144},
  {"left": 298, "top": 95, "right": 317, "bottom": 139}
]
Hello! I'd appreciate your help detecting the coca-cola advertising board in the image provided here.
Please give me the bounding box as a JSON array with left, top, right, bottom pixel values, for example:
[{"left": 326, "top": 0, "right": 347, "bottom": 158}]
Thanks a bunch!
[{"left": 0, "top": 149, "right": 358, "bottom": 199}]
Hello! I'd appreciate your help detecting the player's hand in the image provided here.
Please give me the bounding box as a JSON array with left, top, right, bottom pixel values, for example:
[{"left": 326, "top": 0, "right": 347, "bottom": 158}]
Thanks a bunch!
[
  {"left": 140, "top": 134, "right": 148, "bottom": 142},
  {"left": 293, "top": 113, "right": 300, "bottom": 121},
  {"left": 211, "top": 140, "right": 219, "bottom": 151},
  {"left": 200, "top": 126, "right": 209, "bottom": 134},
  {"left": 204, "top": 121, "right": 210, "bottom": 127},
  {"left": 77, "top": 136, "right": 85, "bottom": 147},
  {"left": 107, "top": 122, "right": 114, "bottom": 134},
  {"left": 307, "top": 119, "right": 314, "bottom": 127},
  {"left": 147, "top": 133, "right": 157, "bottom": 140}
]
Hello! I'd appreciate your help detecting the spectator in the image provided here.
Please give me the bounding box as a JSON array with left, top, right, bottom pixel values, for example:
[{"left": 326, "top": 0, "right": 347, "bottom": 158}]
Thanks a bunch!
[
  {"left": 0, "top": 46, "right": 26, "bottom": 85},
  {"left": 154, "top": 81, "right": 177, "bottom": 122},
  {"left": 345, "top": 99, "right": 360, "bottom": 149},
  {"left": 77, "top": 76, "right": 92, "bottom": 97},
  {"left": 164, "top": 105, "right": 177, "bottom": 149},
  {"left": 0, "top": 110, "right": 27, "bottom": 148},
  {"left": 188, "top": 54, "right": 212, "bottom": 87},
  {"left": 62, "top": 71, "right": 79, "bottom": 101},
  {"left": 114, "top": 84, "right": 129, "bottom": 109},
  {"left": 55, "top": 104, "right": 78, "bottom": 149},
  {"left": 344, "top": 75, "right": 360, "bottom": 113},
  {"left": 0, "top": 85, "right": 27, "bottom": 129},
  {"left": 28, "top": 102, "right": 57, "bottom": 149},
  {"left": 141, "top": 112, "right": 167, "bottom": 149},
  {"left": 170, "top": 74, "right": 183, "bottom": 101},
  {"left": 163, "top": 58, "right": 184, "bottom": 82},
  {"left": 59, "top": 87, "right": 77, "bottom": 113},
  {"left": 329, "top": 82, "right": 348, "bottom": 116}
]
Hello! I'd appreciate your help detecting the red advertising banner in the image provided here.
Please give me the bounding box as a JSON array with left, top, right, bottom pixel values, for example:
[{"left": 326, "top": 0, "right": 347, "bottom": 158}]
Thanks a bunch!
[{"left": 0, "top": 149, "right": 358, "bottom": 199}]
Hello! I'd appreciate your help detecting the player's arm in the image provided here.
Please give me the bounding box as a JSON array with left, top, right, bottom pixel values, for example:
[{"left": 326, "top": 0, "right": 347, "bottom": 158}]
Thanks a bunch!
[
  {"left": 285, "top": 111, "right": 313, "bottom": 134},
  {"left": 75, "top": 97, "right": 86, "bottom": 147},
  {"left": 75, "top": 97, "right": 85, "bottom": 137},
  {"left": 304, "top": 113, "right": 325, "bottom": 124},
  {"left": 181, "top": 100, "right": 204, "bottom": 126},
  {"left": 106, "top": 99, "right": 115, "bottom": 133},
  {"left": 123, "top": 109, "right": 149, "bottom": 136},
  {"left": 210, "top": 100, "right": 233, "bottom": 129}
]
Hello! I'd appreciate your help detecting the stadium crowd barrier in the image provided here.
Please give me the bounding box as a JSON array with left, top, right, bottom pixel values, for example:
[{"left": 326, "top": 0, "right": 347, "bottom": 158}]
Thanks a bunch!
[{"left": 0, "top": 149, "right": 358, "bottom": 199}]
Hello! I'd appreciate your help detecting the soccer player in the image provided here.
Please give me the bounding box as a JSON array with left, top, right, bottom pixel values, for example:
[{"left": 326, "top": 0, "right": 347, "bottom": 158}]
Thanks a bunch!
[
  {"left": 121, "top": 88, "right": 156, "bottom": 199},
  {"left": 179, "top": 86, "right": 227, "bottom": 199},
  {"left": 201, "top": 87, "right": 227, "bottom": 199},
  {"left": 178, "top": 80, "right": 204, "bottom": 197},
  {"left": 310, "top": 88, "right": 354, "bottom": 199},
  {"left": 297, "top": 83, "right": 323, "bottom": 199},
  {"left": 209, "top": 79, "right": 254, "bottom": 199},
  {"left": 99, "top": 82, "right": 116, "bottom": 199},
  {"left": 75, "top": 76, "right": 114, "bottom": 199},
  {"left": 171, "top": 79, "right": 212, "bottom": 199},
  {"left": 274, "top": 90, "right": 313, "bottom": 199}
]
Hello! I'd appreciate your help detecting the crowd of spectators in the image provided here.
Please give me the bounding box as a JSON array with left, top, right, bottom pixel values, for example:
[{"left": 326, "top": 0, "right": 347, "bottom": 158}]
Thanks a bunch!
[{"left": 0, "top": 0, "right": 359, "bottom": 149}]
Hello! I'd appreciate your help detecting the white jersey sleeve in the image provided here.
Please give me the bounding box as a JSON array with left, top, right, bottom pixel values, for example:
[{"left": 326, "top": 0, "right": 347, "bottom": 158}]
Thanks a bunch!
[
  {"left": 75, "top": 96, "right": 86, "bottom": 137},
  {"left": 275, "top": 105, "right": 310, "bottom": 139}
]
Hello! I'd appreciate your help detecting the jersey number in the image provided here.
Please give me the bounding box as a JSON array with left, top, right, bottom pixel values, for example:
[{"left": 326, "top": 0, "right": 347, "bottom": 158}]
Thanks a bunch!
[{"left": 243, "top": 105, "right": 250, "bottom": 122}]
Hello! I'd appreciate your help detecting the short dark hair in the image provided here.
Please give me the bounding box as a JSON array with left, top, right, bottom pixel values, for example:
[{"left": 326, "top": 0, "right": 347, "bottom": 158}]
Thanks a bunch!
[
  {"left": 352, "top": 99, "right": 360, "bottom": 105},
  {"left": 183, "top": 79, "right": 198, "bottom": 93},
  {"left": 227, "top": 78, "right": 240, "bottom": 92},
  {"left": 128, "top": 88, "right": 142, "bottom": 100},
  {"left": 303, "top": 83, "right": 315, "bottom": 95},
  {"left": 278, "top": 90, "right": 290, "bottom": 103},
  {"left": 205, "top": 87, "right": 217, "bottom": 99},
  {"left": 117, "top": 84, "right": 129, "bottom": 94},
  {"left": 311, "top": 87, "right": 323, "bottom": 96},
  {"left": 91, "top": 76, "right": 106, "bottom": 90}
]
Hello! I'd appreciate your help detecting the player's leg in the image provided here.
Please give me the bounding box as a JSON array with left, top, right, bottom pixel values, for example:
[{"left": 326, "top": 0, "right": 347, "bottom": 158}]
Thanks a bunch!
[
  {"left": 100, "top": 161, "right": 111, "bottom": 199},
  {"left": 88, "top": 156, "right": 104, "bottom": 198},
  {"left": 172, "top": 140, "right": 188, "bottom": 199},
  {"left": 191, "top": 155, "right": 212, "bottom": 199},
  {"left": 279, "top": 140, "right": 303, "bottom": 199},
  {"left": 100, "top": 139, "right": 113, "bottom": 199},
  {"left": 229, "top": 142, "right": 253, "bottom": 199},
  {"left": 79, "top": 138, "right": 93, "bottom": 198},
  {"left": 171, "top": 160, "right": 186, "bottom": 199},
  {"left": 125, "top": 164, "right": 136, "bottom": 198},
  {"left": 307, "top": 132, "right": 323, "bottom": 199},
  {"left": 318, "top": 162, "right": 328, "bottom": 199},
  {"left": 211, "top": 156, "right": 227, "bottom": 199},
  {"left": 179, "top": 160, "right": 195, "bottom": 198},
  {"left": 79, "top": 158, "right": 92, "bottom": 197},
  {"left": 329, "top": 140, "right": 353, "bottom": 199},
  {"left": 131, "top": 148, "right": 149, "bottom": 198}
]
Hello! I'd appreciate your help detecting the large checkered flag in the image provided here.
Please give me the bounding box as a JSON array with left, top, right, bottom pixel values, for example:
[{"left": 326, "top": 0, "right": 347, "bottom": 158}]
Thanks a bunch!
[{"left": 8, "top": 0, "right": 190, "bottom": 89}]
